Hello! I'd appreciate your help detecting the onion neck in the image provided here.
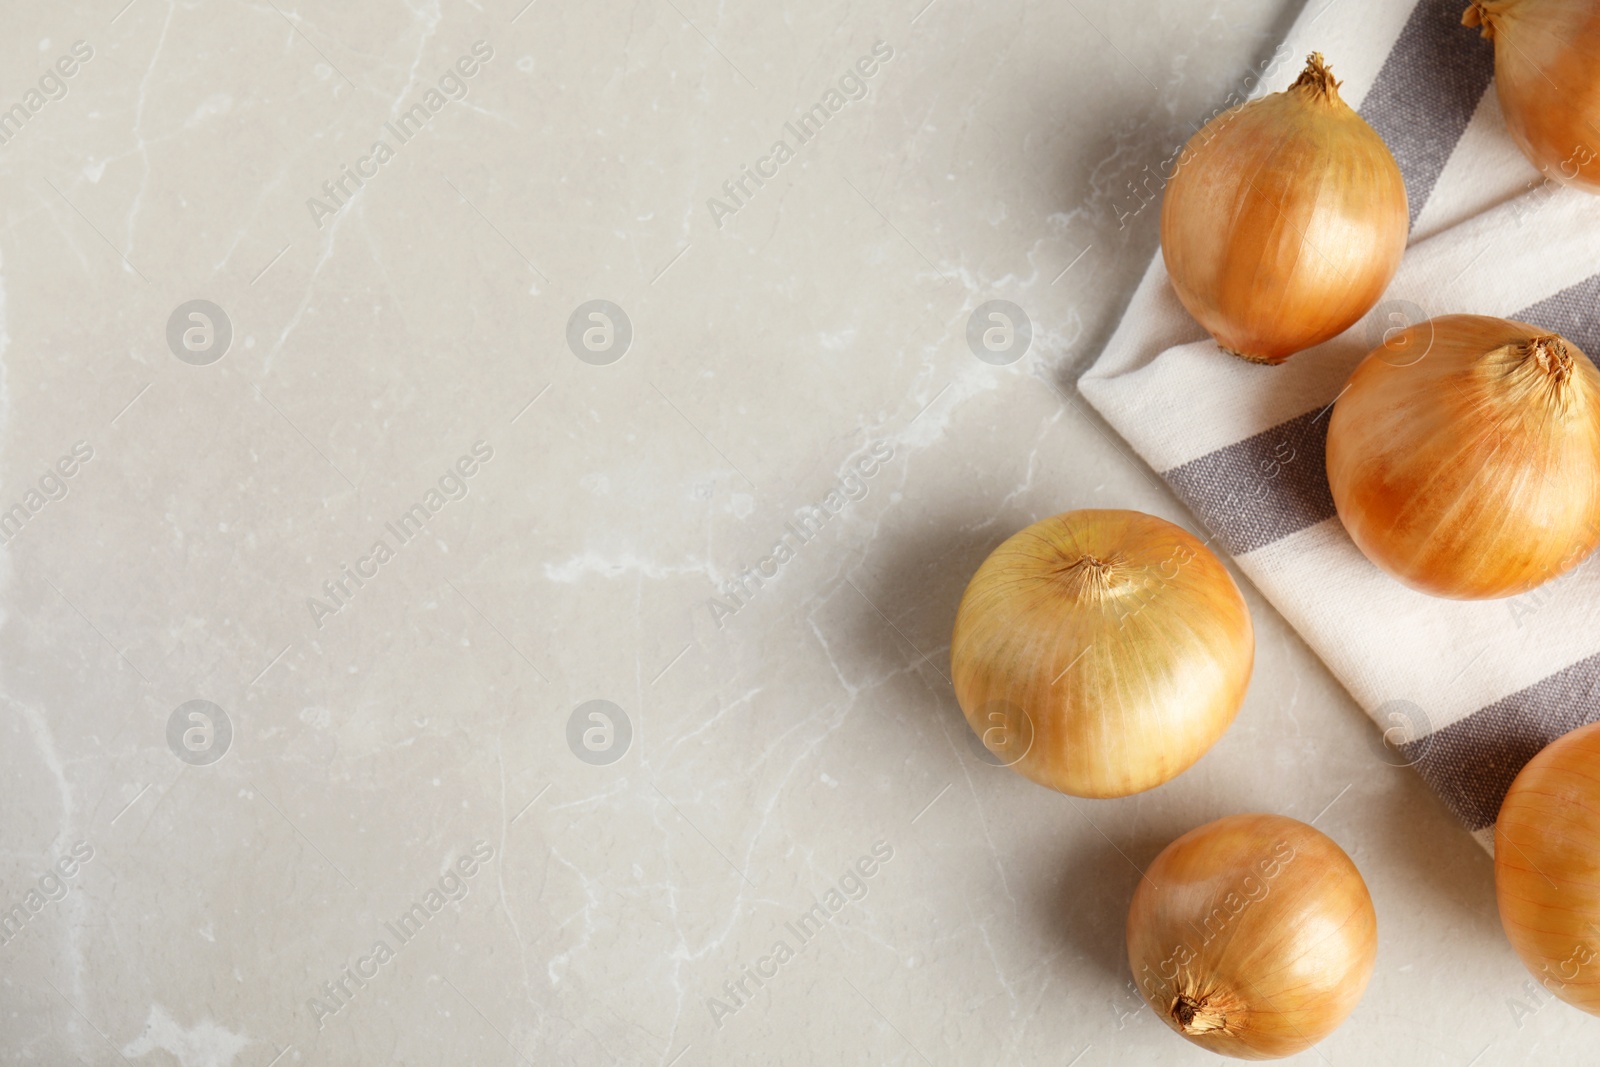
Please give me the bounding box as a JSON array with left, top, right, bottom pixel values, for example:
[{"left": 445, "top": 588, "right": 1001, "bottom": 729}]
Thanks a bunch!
[
  {"left": 1171, "top": 993, "right": 1229, "bottom": 1036},
  {"left": 1289, "top": 52, "right": 1344, "bottom": 105},
  {"left": 1463, "top": 2, "right": 1500, "bottom": 39},
  {"left": 1524, "top": 335, "right": 1573, "bottom": 384},
  {"left": 1495, "top": 334, "right": 1580, "bottom": 414},
  {"left": 1054, "top": 556, "right": 1130, "bottom": 601}
]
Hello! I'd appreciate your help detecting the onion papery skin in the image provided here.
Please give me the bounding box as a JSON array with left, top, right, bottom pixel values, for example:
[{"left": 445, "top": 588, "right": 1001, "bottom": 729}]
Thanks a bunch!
[
  {"left": 949, "top": 509, "right": 1253, "bottom": 799},
  {"left": 1468, "top": 0, "right": 1600, "bottom": 191},
  {"left": 1326, "top": 314, "right": 1600, "bottom": 599},
  {"left": 1496, "top": 721, "right": 1600, "bottom": 1015},
  {"left": 1160, "top": 53, "right": 1408, "bottom": 364},
  {"left": 1126, "top": 814, "right": 1378, "bottom": 1060}
]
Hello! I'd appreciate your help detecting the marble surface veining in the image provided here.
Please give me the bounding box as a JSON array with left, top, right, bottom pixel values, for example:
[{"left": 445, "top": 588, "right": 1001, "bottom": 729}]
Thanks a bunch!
[{"left": 0, "top": 0, "right": 1579, "bottom": 1064}]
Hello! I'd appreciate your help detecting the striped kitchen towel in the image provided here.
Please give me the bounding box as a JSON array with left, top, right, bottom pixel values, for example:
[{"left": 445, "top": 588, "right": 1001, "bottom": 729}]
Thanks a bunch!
[{"left": 1079, "top": 0, "right": 1600, "bottom": 850}]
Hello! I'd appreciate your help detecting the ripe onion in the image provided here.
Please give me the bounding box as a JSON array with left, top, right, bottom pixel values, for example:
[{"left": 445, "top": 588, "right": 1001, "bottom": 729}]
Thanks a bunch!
[
  {"left": 1467, "top": 1, "right": 1600, "bottom": 190},
  {"left": 1496, "top": 721, "right": 1600, "bottom": 1014},
  {"left": 1127, "top": 813, "right": 1378, "bottom": 1059},
  {"left": 1326, "top": 314, "right": 1600, "bottom": 599},
  {"left": 1160, "top": 53, "right": 1408, "bottom": 364},
  {"left": 949, "top": 509, "right": 1253, "bottom": 798}
]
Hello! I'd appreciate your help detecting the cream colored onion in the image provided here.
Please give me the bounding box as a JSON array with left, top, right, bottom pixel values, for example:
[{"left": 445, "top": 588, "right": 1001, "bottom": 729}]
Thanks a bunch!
[
  {"left": 1497, "top": 721, "right": 1600, "bottom": 1014},
  {"left": 1468, "top": 0, "right": 1600, "bottom": 190},
  {"left": 1326, "top": 314, "right": 1600, "bottom": 599},
  {"left": 949, "top": 509, "right": 1253, "bottom": 798},
  {"left": 1127, "top": 814, "right": 1377, "bottom": 1060},
  {"left": 1160, "top": 53, "right": 1408, "bottom": 364}
]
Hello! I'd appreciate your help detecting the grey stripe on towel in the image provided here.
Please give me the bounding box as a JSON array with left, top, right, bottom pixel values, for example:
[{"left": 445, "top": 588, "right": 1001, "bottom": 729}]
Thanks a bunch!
[
  {"left": 1359, "top": 0, "right": 1497, "bottom": 227},
  {"left": 1160, "top": 275, "right": 1600, "bottom": 558},
  {"left": 1402, "top": 652, "right": 1600, "bottom": 831},
  {"left": 1513, "top": 273, "right": 1600, "bottom": 358},
  {"left": 1164, "top": 408, "right": 1336, "bottom": 557}
]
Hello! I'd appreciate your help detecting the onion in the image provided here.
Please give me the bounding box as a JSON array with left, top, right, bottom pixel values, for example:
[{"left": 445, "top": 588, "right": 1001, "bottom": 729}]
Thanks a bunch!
[
  {"left": 1496, "top": 721, "right": 1600, "bottom": 1014},
  {"left": 1467, "top": 1, "right": 1600, "bottom": 190},
  {"left": 1326, "top": 314, "right": 1600, "bottom": 599},
  {"left": 1160, "top": 53, "right": 1408, "bottom": 364},
  {"left": 949, "top": 509, "right": 1253, "bottom": 798},
  {"left": 1127, "top": 813, "right": 1378, "bottom": 1059}
]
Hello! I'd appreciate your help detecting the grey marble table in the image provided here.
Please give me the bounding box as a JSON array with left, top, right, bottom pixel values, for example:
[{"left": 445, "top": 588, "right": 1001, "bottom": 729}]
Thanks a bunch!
[{"left": 0, "top": 0, "right": 1576, "bottom": 1064}]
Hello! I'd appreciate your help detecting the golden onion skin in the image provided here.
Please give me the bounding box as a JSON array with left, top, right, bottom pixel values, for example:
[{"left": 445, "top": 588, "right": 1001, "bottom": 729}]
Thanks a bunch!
[
  {"left": 1127, "top": 814, "right": 1378, "bottom": 1060},
  {"left": 1468, "top": 0, "right": 1600, "bottom": 191},
  {"left": 1160, "top": 54, "right": 1408, "bottom": 364},
  {"left": 1496, "top": 722, "right": 1600, "bottom": 1014},
  {"left": 949, "top": 509, "right": 1253, "bottom": 798},
  {"left": 1326, "top": 314, "right": 1600, "bottom": 599}
]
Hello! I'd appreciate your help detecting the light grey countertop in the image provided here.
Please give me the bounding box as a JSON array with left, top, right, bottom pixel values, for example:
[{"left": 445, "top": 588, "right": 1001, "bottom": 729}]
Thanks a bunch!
[{"left": 0, "top": 0, "right": 1579, "bottom": 1063}]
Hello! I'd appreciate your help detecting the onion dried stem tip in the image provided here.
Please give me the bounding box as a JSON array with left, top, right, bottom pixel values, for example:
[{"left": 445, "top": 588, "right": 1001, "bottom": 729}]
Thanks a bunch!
[
  {"left": 1290, "top": 53, "right": 1343, "bottom": 101},
  {"left": 1171, "top": 994, "right": 1228, "bottom": 1035},
  {"left": 1058, "top": 556, "right": 1124, "bottom": 600},
  {"left": 1527, "top": 336, "right": 1573, "bottom": 383},
  {"left": 1463, "top": 3, "right": 1497, "bottom": 39}
]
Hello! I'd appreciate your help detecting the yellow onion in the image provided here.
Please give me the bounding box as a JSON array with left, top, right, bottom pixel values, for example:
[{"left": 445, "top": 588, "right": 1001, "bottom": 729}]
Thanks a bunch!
[
  {"left": 1467, "top": 1, "right": 1600, "bottom": 190},
  {"left": 1497, "top": 721, "right": 1600, "bottom": 1013},
  {"left": 1326, "top": 314, "right": 1600, "bottom": 599},
  {"left": 1160, "top": 53, "right": 1408, "bottom": 364},
  {"left": 949, "top": 509, "right": 1252, "bottom": 798},
  {"left": 1127, "top": 813, "right": 1377, "bottom": 1060}
]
